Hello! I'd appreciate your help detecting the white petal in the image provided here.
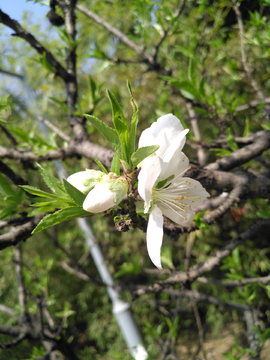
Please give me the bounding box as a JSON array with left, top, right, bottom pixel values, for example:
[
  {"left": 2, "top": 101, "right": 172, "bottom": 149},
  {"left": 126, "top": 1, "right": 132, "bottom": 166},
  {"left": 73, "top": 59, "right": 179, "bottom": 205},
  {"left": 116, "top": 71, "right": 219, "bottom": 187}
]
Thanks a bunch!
[
  {"left": 146, "top": 205, "right": 164, "bottom": 269},
  {"left": 83, "top": 183, "right": 115, "bottom": 213},
  {"left": 67, "top": 171, "right": 91, "bottom": 193},
  {"left": 138, "top": 156, "right": 162, "bottom": 213},
  {"left": 138, "top": 114, "right": 185, "bottom": 158},
  {"left": 159, "top": 152, "right": 189, "bottom": 182},
  {"left": 162, "top": 129, "right": 189, "bottom": 163},
  {"left": 159, "top": 204, "right": 195, "bottom": 226}
]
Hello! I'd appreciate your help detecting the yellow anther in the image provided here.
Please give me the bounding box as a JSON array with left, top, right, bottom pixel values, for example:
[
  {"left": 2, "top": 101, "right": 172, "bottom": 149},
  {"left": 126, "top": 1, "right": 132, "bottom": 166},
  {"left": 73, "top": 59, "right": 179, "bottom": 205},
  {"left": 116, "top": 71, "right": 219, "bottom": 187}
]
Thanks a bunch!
[
  {"left": 185, "top": 180, "right": 188, "bottom": 183},
  {"left": 185, "top": 217, "right": 187, "bottom": 220}
]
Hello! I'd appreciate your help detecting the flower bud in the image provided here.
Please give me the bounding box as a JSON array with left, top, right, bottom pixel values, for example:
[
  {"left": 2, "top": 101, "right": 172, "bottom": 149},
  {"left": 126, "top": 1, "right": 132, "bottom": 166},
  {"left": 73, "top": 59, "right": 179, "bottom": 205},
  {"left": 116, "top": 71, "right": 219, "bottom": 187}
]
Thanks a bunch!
[
  {"left": 67, "top": 170, "right": 108, "bottom": 194},
  {"left": 83, "top": 177, "right": 128, "bottom": 213}
]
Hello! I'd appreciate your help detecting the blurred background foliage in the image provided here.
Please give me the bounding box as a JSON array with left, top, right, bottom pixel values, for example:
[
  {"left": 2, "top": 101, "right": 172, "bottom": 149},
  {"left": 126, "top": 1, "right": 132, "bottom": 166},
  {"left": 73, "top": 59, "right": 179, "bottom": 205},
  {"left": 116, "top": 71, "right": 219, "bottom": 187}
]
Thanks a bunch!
[{"left": 1, "top": 0, "right": 270, "bottom": 359}]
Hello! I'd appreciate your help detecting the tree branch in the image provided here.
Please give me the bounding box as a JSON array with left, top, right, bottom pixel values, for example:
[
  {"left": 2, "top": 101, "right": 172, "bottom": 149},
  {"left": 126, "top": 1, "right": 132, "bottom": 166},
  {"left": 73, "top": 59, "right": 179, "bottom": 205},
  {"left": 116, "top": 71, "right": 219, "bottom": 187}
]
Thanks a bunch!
[
  {"left": 0, "top": 213, "right": 45, "bottom": 250},
  {"left": 76, "top": 4, "right": 153, "bottom": 64},
  {"left": 0, "top": 10, "right": 69, "bottom": 81}
]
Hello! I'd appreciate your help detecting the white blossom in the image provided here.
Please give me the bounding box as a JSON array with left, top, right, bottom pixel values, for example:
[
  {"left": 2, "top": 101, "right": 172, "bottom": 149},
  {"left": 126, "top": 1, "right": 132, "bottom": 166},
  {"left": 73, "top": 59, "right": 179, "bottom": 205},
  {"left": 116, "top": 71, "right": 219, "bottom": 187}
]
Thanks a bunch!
[{"left": 138, "top": 115, "right": 209, "bottom": 269}]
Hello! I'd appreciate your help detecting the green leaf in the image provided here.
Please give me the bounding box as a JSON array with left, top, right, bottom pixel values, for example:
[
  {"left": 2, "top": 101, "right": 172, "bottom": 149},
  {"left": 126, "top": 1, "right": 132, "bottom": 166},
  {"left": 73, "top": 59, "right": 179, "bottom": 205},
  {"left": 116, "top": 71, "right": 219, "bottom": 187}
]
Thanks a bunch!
[
  {"left": 210, "top": 148, "right": 232, "bottom": 157},
  {"left": 20, "top": 185, "right": 73, "bottom": 203},
  {"left": 32, "top": 207, "right": 90, "bottom": 234},
  {"left": 243, "top": 118, "right": 250, "bottom": 137},
  {"left": 127, "top": 81, "right": 139, "bottom": 156},
  {"left": 37, "top": 164, "right": 66, "bottom": 196},
  {"left": 85, "top": 114, "right": 123, "bottom": 157},
  {"left": 0, "top": 173, "right": 16, "bottom": 196},
  {"left": 227, "top": 128, "right": 239, "bottom": 151},
  {"left": 107, "top": 89, "right": 129, "bottom": 160},
  {"left": 161, "top": 76, "right": 201, "bottom": 100},
  {"left": 49, "top": 97, "right": 70, "bottom": 113},
  {"left": 93, "top": 157, "right": 108, "bottom": 174},
  {"left": 130, "top": 145, "right": 160, "bottom": 169},
  {"left": 110, "top": 153, "right": 120, "bottom": 175},
  {"left": 62, "top": 179, "right": 86, "bottom": 206},
  {"left": 257, "top": 210, "right": 270, "bottom": 219}
]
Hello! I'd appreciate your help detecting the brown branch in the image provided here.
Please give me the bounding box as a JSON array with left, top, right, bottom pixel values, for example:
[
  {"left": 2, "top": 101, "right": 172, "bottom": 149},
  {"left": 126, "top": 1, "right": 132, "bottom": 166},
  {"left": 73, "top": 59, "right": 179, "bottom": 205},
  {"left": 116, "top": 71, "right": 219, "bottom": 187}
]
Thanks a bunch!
[
  {"left": 37, "top": 116, "right": 71, "bottom": 142},
  {"left": 0, "top": 304, "right": 15, "bottom": 317},
  {"left": 197, "top": 275, "right": 270, "bottom": 287},
  {"left": 235, "top": 97, "right": 270, "bottom": 112},
  {"left": 133, "top": 219, "right": 270, "bottom": 297},
  {"left": 205, "top": 130, "right": 270, "bottom": 171},
  {"left": 0, "top": 213, "right": 45, "bottom": 250},
  {"left": 0, "top": 160, "right": 28, "bottom": 186},
  {"left": 14, "top": 244, "right": 26, "bottom": 316},
  {"left": 0, "top": 10, "right": 69, "bottom": 81}
]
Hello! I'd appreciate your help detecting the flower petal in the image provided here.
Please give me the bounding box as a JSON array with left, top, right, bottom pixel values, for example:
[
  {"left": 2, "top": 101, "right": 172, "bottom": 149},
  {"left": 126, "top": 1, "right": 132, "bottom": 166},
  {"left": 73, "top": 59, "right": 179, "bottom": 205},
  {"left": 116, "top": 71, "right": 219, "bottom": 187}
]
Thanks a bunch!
[
  {"left": 146, "top": 205, "right": 164, "bottom": 269},
  {"left": 138, "top": 156, "right": 162, "bottom": 213},
  {"left": 162, "top": 129, "right": 189, "bottom": 163},
  {"left": 83, "top": 183, "right": 116, "bottom": 213},
  {"left": 158, "top": 151, "right": 189, "bottom": 182},
  {"left": 159, "top": 203, "right": 195, "bottom": 225},
  {"left": 138, "top": 114, "right": 186, "bottom": 158},
  {"left": 67, "top": 171, "right": 92, "bottom": 193}
]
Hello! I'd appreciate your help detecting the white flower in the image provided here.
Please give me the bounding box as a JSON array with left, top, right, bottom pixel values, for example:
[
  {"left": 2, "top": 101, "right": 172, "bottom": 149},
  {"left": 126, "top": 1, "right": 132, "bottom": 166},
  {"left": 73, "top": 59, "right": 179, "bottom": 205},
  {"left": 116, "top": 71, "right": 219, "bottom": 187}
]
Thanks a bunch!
[
  {"left": 138, "top": 115, "right": 209, "bottom": 269},
  {"left": 67, "top": 170, "right": 128, "bottom": 213},
  {"left": 138, "top": 113, "right": 189, "bottom": 159},
  {"left": 83, "top": 177, "right": 128, "bottom": 213},
  {"left": 67, "top": 170, "right": 107, "bottom": 194}
]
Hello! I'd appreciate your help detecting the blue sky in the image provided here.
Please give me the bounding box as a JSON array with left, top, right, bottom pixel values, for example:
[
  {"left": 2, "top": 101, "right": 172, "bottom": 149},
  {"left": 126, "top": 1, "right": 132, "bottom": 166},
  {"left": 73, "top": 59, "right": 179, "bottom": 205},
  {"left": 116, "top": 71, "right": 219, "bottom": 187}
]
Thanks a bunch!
[{"left": 1, "top": 0, "right": 48, "bottom": 23}]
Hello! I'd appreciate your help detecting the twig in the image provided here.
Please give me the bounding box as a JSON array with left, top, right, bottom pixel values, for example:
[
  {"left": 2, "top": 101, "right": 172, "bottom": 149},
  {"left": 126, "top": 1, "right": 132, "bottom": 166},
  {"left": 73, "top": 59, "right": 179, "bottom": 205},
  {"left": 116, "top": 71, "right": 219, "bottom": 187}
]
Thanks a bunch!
[
  {"left": 235, "top": 97, "right": 270, "bottom": 112},
  {"left": 14, "top": 244, "right": 26, "bottom": 316},
  {"left": 133, "top": 219, "right": 270, "bottom": 296},
  {"left": 152, "top": 0, "right": 185, "bottom": 61},
  {"left": 186, "top": 101, "right": 207, "bottom": 166},
  {"left": 193, "top": 304, "right": 207, "bottom": 360},
  {"left": 197, "top": 275, "right": 270, "bottom": 287},
  {"left": 37, "top": 116, "right": 71, "bottom": 142},
  {"left": 231, "top": 0, "right": 265, "bottom": 101},
  {"left": 76, "top": 4, "right": 153, "bottom": 64},
  {"left": 0, "top": 333, "right": 26, "bottom": 349},
  {"left": 0, "top": 304, "right": 15, "bottom": 316}
]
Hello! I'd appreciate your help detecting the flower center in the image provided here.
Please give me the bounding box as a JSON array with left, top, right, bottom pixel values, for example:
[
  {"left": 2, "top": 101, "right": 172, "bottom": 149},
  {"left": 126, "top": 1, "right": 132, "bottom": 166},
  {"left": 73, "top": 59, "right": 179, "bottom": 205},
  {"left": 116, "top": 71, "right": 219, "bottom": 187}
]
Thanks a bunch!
[{"left": 152, "top": 178, "right": 201, "bottom": 221}]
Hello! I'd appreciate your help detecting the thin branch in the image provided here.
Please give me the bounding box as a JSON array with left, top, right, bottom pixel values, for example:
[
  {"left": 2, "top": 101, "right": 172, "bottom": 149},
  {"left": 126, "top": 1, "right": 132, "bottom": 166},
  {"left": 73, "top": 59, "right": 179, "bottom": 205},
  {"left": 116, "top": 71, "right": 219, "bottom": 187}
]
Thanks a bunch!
[
  {"left": 235, "top": 97, "right": 270, "bottom": 112},
  {"left": 133, "top": 219, "right": 270, "bottom": 297},
  {"left": 0, "top": 304, "right": 15, "bottom": 317},
  {"left": 0, "top": 213, "right": 45, "bottom": 250},
  {"left": 231, "top": 0, "right": 265, "bottom": 101},
  {"left": 37, "top": 116, "right": 71, "bottom": 142},
  {"left": 14, "top": 244, "right": 26, "bottom": 316},
  {"left": 0, "top": 67, "right": 24, "bottom": 79},
  {"left": 186, "top": 101, "right": 207, "bottom": 166},
  {"left": 197, "top": 275, "right": 270, "bottom": 287},
  {"left": 0, "top": 160, "right": 28, "bottom": 186},
  {"left": 152, "top": 0, "right": 185, "bottom": 60},
  {"left": 0, "top": 333, "right": 26, "bottom": 349},
  {"left": 193, "top": 304, "right": 207, "bottom": 360},
  {"left": 76, "top": 4, "right": 153, "bottom": 64},
  {"left": 61, "top": 262, "right": 91, "bottom": 281},
  {"left": 205, "top": 130, "right": 270, "bottom": 171},
  {"left": 0, "top": 10, "right": 69, "bottom": 81}
]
